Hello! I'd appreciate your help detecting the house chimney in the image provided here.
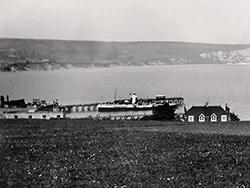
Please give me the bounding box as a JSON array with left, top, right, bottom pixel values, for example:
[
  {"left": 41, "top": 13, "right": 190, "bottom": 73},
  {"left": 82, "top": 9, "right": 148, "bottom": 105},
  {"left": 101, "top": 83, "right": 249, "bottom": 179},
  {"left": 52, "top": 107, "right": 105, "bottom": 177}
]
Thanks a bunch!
[
  {"left": 204, "top": 102, "right": 209, "bottom": 121},
  {"left": 184, "top": 104, "right": 187, "bottom": 114},
  {"left": 225, "top": 103, "right": 230, "bottom": 113},
  {"left": 225, "top": 103, "right": 231, "bottom": 121}
]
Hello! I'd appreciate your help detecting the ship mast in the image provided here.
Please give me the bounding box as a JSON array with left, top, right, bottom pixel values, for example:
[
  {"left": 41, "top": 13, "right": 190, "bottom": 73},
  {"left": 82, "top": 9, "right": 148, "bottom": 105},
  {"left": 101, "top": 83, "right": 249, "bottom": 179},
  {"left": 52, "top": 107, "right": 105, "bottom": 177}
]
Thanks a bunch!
[{"left": 114, "top": 87, "right": 117, "bottom": 102}]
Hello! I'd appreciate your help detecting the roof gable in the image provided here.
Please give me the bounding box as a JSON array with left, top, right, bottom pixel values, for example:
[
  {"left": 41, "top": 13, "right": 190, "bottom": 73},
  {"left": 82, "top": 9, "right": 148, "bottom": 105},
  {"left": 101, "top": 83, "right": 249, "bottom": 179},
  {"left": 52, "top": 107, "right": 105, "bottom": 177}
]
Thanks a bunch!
[
  {"left": 199, "top": 113, "right": 205, "bottom": 118},
  {"left": 211, "top": 113, "right": 217, "bottom": 117}
]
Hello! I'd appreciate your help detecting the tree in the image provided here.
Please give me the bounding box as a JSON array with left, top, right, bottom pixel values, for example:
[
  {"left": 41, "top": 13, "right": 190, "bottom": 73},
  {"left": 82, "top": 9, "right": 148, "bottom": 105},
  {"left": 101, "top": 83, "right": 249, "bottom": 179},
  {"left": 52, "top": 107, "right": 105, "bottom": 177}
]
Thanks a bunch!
[
  {"left": 141, "top": 103, "right": 178, "bottom": 121},
  {"left": 230, "top": 112, "right": 240, "bottom": 122}
]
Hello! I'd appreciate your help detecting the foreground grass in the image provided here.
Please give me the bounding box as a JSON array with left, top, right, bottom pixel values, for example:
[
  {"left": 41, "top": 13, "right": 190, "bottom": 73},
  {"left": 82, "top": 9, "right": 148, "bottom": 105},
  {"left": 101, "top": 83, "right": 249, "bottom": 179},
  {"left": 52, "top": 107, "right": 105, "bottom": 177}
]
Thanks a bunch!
[{"left": 1, "top": 120, "right": 250, "bottom": 187}]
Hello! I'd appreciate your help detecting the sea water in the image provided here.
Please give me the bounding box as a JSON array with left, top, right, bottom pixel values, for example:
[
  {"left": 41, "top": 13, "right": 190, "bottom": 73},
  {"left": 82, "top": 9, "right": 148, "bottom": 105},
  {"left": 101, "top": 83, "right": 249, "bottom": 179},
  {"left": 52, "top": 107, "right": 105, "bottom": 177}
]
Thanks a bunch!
[{"left": 0, "top": 64, "right": 250, "bottom": 120}]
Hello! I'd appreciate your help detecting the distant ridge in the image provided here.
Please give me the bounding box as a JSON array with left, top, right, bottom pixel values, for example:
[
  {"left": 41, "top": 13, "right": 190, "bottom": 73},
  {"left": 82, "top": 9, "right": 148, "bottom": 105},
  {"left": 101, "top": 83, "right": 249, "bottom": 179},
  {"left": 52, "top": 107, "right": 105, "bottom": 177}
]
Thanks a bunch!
[
  {"left": 1, "top": 37, "right": 250, "bottom": 45},
  {"left": 1, "top": 38, "right": 250, "bottom": 72}
]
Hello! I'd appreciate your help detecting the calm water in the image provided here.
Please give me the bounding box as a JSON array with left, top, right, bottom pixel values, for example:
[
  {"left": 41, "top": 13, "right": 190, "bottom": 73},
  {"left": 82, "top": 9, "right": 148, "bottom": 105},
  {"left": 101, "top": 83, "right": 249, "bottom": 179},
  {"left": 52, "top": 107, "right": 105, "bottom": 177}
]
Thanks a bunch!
[{"left": 1, "top": 64, "right": 250, "bottom": 120}]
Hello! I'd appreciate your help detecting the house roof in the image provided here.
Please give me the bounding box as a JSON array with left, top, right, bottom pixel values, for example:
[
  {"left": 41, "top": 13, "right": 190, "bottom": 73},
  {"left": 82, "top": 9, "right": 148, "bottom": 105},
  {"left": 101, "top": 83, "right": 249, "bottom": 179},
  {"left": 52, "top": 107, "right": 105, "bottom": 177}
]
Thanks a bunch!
[{"left": 186, "top": 106, "right": 227, "bottom": 116}]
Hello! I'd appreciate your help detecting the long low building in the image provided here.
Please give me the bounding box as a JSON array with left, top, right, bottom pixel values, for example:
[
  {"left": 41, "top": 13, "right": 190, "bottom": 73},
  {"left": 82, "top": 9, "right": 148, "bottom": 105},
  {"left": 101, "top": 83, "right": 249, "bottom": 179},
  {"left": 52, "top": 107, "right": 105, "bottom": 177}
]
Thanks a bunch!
[{"left": 4, "top": 111, "right": 65, "bottom": 119}]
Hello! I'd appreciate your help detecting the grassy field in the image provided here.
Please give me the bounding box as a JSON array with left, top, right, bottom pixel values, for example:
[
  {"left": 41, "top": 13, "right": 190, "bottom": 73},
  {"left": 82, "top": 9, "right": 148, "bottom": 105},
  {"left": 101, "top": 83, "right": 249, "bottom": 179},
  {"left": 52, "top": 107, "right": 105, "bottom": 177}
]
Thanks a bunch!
[{"left": 1, "top": 120, "right": 250, "bottom": 187}]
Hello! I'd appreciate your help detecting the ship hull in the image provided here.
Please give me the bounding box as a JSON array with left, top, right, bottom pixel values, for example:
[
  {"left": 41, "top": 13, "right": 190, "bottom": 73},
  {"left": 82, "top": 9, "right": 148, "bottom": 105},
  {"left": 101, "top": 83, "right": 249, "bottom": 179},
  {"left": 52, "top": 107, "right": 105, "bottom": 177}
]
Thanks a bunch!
[{"left": 98, "top": 106, "right": 153, "bottom": 112}]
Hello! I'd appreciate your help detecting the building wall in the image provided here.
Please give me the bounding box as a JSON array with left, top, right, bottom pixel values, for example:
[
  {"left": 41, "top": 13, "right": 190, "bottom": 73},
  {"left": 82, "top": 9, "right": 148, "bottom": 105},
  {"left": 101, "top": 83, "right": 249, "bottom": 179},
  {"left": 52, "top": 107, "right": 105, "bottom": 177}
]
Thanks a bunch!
[
  {"left": 187, "top": 114, "right": 228, "bottom": 123},
  {"left": 65, "top": 110, "right": 152, "bottom": 119},
  {"left": 5, "top": 112, "right": 64, "bottom": 119}
]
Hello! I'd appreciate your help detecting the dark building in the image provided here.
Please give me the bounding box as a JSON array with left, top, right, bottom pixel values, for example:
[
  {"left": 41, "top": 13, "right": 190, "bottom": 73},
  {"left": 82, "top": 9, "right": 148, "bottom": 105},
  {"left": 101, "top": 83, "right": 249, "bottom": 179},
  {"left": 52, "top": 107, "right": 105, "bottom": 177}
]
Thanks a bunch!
[
  {"left": 0, "top": 96, "right": 4, "bottom": 107},
  {"left": 6, "top": 99, "right": 27, "bottom": 108},
  {"left": 185, "top": 105, "right": 230, "bottom": 123},
  {"left": 0, "top": 95, "right": 26, "bottom": 108}
]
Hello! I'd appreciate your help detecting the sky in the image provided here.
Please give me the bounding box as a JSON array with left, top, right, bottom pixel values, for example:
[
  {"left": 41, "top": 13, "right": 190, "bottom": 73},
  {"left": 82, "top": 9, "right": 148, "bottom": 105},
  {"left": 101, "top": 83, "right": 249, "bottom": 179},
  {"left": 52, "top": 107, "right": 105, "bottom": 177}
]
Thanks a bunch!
[{"left": 1, "top": 0, "right": 250, "bottom": 44}]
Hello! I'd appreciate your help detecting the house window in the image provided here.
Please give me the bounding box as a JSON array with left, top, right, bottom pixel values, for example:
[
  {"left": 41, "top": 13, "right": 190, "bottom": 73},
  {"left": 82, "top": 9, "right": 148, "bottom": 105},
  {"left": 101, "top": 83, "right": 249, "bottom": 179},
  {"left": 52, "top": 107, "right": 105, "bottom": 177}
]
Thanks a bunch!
[
  {"left": 14, "top": 115, "right": 18, "bottom": 119},
  {"left": 57, "top": 115, "right": 61, "bottom": 119},
  {"left": 43, "top": 115, "right": 46, "bottom": 119},
  {"left": 188, "top": 115, "right": 194, "bottom": 122},
  {"left": 211, "top": 113, "right": 217, "bottom": 122},
  {"left": 28, "top": 115, "right": 32, "bottom": 119},
  {"left": 221, "top": 115, "right": 227, "bottom": 122},
  {"left": 199, "top": 114, "right": 205, "bottom": 122}
]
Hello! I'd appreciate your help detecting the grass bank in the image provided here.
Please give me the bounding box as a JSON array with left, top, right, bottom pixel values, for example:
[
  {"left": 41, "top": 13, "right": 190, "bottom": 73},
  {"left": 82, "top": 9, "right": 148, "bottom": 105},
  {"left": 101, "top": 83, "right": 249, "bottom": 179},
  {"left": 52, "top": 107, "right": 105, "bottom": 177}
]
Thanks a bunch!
[{"left": 0, "top": 119, "right": 250, "bottom": 187}]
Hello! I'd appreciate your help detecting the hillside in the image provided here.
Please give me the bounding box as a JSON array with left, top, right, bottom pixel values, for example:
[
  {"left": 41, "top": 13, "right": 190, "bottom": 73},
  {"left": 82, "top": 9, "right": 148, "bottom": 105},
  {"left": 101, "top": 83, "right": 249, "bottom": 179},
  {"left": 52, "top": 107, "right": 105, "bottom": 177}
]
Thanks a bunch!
[{"left": 1, "top": 38, "right": 250, "bottom": 71}]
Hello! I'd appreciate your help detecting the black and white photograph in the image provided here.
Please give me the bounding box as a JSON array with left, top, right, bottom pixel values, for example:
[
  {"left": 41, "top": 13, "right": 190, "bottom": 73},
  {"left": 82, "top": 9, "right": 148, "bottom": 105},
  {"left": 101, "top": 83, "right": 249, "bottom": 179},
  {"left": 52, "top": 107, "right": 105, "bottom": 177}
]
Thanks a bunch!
[{"left": 0, "top": 0, "right": 250, "bottom": 187}]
